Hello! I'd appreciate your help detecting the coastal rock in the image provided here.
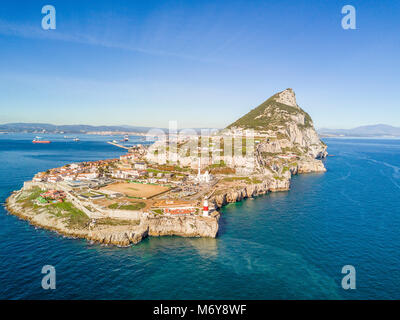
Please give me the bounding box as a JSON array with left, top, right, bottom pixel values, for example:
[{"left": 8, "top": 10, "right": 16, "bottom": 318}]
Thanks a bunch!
[
  {"left": 87, "top": 225, "right": 149, "bottom": 246},
  {"left": 297, "top": 159, "right": 326, "bottom": 173},
  {"left": 228, "top": 88, "right": 328, "bottom": 162},
  {"left": 146, "top": 215, "right": 219, "bottom": 238},
  {"left": 4, "top": 88, "right": 330, "bottom": 248},
  {"left": 5, "top": 191, "right": 149, "bottom": 247},
  {"left": 275, "top": 88, "right": 298, "bottom": 107},
  {"left": 211, "top": 178, "right": 290, "bottom": 209},
  {"left": 257, "top": 140, "right": 282, "bottom": 153}
]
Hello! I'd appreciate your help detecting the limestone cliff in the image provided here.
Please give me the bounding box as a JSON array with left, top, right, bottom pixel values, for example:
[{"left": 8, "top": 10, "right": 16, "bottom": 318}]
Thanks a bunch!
[
  {"left": 146, "top": 215, "right": 219, "bottom": 238},
  {"left": 5, "top": 190, "right": 218, "bottom": 246},
  {"left": 227, "top": 88, "right": 327, "bottom": 159},
  {"left": 211, "top": 178, "right": 290, "bottom": 209}
]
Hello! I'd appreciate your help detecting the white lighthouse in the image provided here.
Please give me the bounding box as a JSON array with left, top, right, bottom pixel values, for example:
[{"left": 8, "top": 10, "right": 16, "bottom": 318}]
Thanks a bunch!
[{"left": 202, "top": 197, "right": 209, "bottom": 217}]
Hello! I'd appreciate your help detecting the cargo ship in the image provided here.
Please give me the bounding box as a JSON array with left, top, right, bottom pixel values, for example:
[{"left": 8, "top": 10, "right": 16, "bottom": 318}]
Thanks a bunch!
[
  {"left": 122, "top": 135, "right": 129, "bottom": 142},
  {"left": 32, "top": 137, "right": 51, "bottom": 144}
]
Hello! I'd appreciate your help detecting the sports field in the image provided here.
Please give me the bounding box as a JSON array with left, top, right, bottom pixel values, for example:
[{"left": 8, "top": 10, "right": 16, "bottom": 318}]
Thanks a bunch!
[{"left": 100, "top": 182, "right": 169, "bottom": 199}]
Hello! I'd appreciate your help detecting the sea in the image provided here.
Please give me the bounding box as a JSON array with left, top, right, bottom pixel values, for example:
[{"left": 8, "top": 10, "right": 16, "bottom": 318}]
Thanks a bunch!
[{"left": 0, "top": 134, "right": 399, "bottom": 299}]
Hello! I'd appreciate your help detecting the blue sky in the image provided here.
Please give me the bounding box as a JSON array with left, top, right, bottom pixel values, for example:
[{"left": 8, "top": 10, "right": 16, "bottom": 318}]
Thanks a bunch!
[{"left": 0, "top": 0, "right": 399, "bottom": 129}]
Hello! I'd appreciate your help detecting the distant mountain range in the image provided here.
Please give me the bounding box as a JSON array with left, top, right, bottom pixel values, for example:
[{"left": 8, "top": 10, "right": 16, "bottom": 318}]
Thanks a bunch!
[
  {"left": 0, "top": 123, "right": 161, "bottom": 134},
  {"left": 2, "top": 122, "right": 400, "bottom": 137},
  {"left": 318, "top": 124, "right": 400, "bottom": 137},
  {"left": 0, "top": 123, "right": 217, "bottom": 134}
]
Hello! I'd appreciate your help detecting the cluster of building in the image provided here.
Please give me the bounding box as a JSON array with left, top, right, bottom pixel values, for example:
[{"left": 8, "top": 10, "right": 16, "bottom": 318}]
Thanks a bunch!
[
  {"left": 28, "top": 144, "right": 219, "bottom": 218},
  {"left": 33, "top": 159, "right": 118, "bottom": 183},
  {"left": 111, "top": 153, "right": 148, "bottom": 180},
  {"left": 37, "top": 190, "right": 66, "bottom": 204},
  {"left": 152, "top": 198, "right": 210, "bottom": 216}
]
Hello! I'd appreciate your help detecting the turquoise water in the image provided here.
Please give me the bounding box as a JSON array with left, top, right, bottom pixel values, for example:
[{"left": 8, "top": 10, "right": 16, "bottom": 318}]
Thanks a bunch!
[{"left": 1, "top": 135, "right": 400, "bottom": 299}]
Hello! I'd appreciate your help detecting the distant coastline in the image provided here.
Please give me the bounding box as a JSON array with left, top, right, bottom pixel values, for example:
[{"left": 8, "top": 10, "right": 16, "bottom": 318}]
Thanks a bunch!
[
  {"left": 320, "top": 135, "right": 400, "bottom": 139},
  {"left": 318, "top": 124, "right": 400, "bottom": 138}
]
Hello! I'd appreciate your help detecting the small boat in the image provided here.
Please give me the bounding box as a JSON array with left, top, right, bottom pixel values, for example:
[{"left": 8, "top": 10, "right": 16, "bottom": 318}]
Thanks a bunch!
[
  {"left": 33, "top": 136, "right": 51, "bottom": 144},
  {"left": 73, "top": 137, "right": 80, "bottom": 142},
  {"left": 122, "top": 135, "right": 129, "bottom": 142}
]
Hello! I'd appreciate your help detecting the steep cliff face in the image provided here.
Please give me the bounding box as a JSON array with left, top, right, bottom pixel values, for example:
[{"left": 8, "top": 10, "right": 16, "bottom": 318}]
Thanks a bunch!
[
  {"left": 86, "top": 224, "right": 149, "bottom": 246},
  {"left": 5, "top": 190, "right": 150, "bottom": 247},
  {"left": 6, "top": 190, "right": 219, "bottom": 246},
  {"left": 227, "top": 88, "right": 327, "bottom": 159},
  {"left": 211, "top": 178, "right": 290, "bottom": 209},
  {"left": 146, "top": 215, "right": 219, "bottom": 238},
  {"left": 297, "top": 159, "right": 326, "bottom": 173}
]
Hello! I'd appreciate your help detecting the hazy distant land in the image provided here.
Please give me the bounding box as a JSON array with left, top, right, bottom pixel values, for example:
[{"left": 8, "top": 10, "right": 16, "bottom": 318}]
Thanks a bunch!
[
  {"left": 318, "top": 124, "right": 400, "bottom": 138},
  {"left": 3, "top": 122, "right": 400, "bottom": 138}
]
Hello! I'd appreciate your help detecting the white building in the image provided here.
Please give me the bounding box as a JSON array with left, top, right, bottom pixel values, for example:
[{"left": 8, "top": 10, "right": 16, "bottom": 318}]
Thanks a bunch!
[
  {"left": 77, "top": 172, "right": 98, "bottom": 180},
  {"left": 134, "top": 162, "right": 147, "bottom": 170},
  {"left": 112, "top": 169, "right": 139, "bottom": 180},
  {"left": 62, "top": 175, "right": 76, "bottom": 181},
  {"left": 195, "top": 159, "right": 212, "bottom": 183},
  {"left": 47, "top": 175, "right": 61, "bottom": 183}
]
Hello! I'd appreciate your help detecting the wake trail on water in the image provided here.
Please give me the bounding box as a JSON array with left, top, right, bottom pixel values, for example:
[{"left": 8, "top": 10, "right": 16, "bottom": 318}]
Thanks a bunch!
[
  {"left": 367, "top": 158, "right": 400, "bottom": 190},
  {"left": 214, "top": 238, "right": 342, "bottom": 299}
]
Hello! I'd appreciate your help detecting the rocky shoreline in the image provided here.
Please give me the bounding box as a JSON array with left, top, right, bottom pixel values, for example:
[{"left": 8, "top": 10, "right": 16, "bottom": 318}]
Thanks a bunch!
[
  {"left": 4, "top": 88, "right": 329, "bottom": 247},
  {"left": 5, "top": 157, "right": 325, "bottom": 247},
  {"left": 5, "top": 190, "right": 219, "bottom": 247},
  {"left": 210, "top": 159, "right": 325, "bottom": 209}
]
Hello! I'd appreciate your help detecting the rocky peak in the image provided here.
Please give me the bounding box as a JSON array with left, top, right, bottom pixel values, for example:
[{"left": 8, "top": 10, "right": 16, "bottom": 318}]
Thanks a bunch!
[
  {"left": 227, "top": 88, "right": 311, "bottom": 132},
  {"left": 274, "top": 88, "right": 298, "bottom": 108},
  {"left": 226, "top": 88, "right": 327, "bottom": 159}
]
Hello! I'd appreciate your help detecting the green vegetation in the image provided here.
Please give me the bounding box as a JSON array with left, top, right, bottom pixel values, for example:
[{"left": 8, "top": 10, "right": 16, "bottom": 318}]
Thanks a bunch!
[
  {"left": 147, "top": 168, "right": 167, "bottom": 174},
  {"left": 282, "top": 146, "right": 303, "bottom": 156},
  {"left": 223, "top": 177, "right": 262, "bottom": 184},
  {"left": 208, "top": 160, "right": 226, "bottom": 168},
  {"left": 17, "top": 187, "right": 43, "bottom": 202},
  {"left": 276, "top": 132, "right": 288, "bottom": 140},
  {"left": 80, "top": 192, "right": 98, "bottom": 197},
  {"left": 223, "top": 177, "right": 251, "bottom": 183},
  {"left": 152, "top": 209, "right": 163, "bottom": 215},
  {"left": 108, "top": 202, "right": 146, "bottom": 211},
  {"left": 108, "top": 203, "right": 119, "bottom": 209},
  {"left": 226, "top": 93, "right": 313, "bottom": 131},
  {"left": 209, "top": 166, "right": 236, "bottom": 175},
  {"left": 282, "top": 166, "right": 289, "bottom": 174},
  {"left": 96, "top": 218, "right": 139, "bottom": 226},
  {"left": 148, "top": 165, "right": 189, "bottom": 174},
  {"left": 16, "top": 187, "right": 44, "bottom": 209},
  {"left": 49, "top": 201, "right": 90, "bottom": 229},
  {"left": 261, "top": 152, "right": 279, "bottom": 157}
]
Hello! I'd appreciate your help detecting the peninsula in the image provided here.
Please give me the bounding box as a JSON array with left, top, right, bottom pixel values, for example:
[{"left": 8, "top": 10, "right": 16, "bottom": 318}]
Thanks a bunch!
[{"left": 6, "top": 89, "right": 327, "bottom": 246}]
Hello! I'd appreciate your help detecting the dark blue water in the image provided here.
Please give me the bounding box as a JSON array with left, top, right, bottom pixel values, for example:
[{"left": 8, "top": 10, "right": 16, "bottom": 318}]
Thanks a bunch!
[{"left": 1, "top": 135, "right": 399, "bottom": 299}]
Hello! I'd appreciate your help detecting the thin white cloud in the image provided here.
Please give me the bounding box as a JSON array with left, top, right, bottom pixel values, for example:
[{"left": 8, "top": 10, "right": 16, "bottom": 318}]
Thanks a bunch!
[{"left": 0, "top": 19, "right": 219, "bottom": 63}]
